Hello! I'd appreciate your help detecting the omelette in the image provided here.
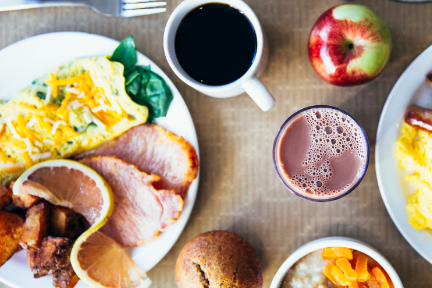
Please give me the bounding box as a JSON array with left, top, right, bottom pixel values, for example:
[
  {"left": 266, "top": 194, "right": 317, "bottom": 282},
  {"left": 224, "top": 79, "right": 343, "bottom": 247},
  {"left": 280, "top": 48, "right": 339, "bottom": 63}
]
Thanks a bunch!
[{"left": 0, "top": 57, "right": 148, "bottom": 186}]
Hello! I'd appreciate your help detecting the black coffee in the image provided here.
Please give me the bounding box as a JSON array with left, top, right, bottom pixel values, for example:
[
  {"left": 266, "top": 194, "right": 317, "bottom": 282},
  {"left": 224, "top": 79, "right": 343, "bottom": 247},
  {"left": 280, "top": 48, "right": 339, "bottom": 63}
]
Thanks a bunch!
[{"left": 175, "top": 3, "right": 257, "bottom": 86}]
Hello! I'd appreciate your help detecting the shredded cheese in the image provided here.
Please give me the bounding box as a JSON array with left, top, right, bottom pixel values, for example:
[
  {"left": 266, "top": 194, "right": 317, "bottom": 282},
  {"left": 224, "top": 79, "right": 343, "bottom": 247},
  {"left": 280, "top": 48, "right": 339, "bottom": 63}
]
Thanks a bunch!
[
  {"left": 90, "top": 70, "right": 100, "bottom": 87},
  {"left": 69, "top": 110, "right": 77, "bottom": 120},
  {"left": 6, "top": 121, "right": 21, "bottom": 140},
  {"left": 23, "top": 138, "right": 33, "bottom": 155},
  {"left": 26, "top": 118, "right": 37, "bottom": 128},
  {"left": 30, "top": 152, "right": 52, "bottom": 161},
  {"left": 34, "top": 140, "right": 43, "bottom": 148},
  {"left": 65, "top": 87, "right": 80, "bottom": 94},
  {"left": 91, "top": 105, "right": 111, "bottom": 113},
  {"left": 43, "top": 139, "right": 55, "bottom": 145},
  {"left": 77, "top": 92, "right": 85, "bottom": 99},
  {"left": 82, "top": 107, "right": 92, "bottom": 124},
  {"left": 44, "top": 85, "right": 52, "bottom": 106},
  {"left": 0, "top": 115, "right": 17, "bottom": 124},
  {"left": 0, "top": 162, "right": 23, "bottom": 173},
  {"left": 121, "top": 118, "right": 128, "bottom": 122},
  {"left": 43, "top": 117, "right": 56, "bottom": 125},
  {"left": 16, "top": 104, "right": 46, "bottom": 116},
  {"left": 70, "top": 100, "right": 85, "bottom": 110},
  {"left": 51, "top": 120, "right": 67, "bottom": 135}
]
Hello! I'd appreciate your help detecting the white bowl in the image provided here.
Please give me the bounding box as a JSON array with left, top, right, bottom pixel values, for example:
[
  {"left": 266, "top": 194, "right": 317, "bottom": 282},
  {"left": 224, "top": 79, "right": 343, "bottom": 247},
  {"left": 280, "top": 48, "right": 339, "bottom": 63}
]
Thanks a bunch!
[{"left": 270, "top": 237, "right": 404, "bottom": 288}]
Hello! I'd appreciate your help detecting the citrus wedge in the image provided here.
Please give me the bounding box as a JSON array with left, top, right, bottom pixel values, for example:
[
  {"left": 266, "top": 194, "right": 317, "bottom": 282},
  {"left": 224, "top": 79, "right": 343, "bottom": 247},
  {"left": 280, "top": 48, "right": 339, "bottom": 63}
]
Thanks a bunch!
[
  {"left": 12, "top": 159, "right": 113, "bottom": 232},
  {"left": 71, "top": 230, "right": 152, "bottom": 288}
]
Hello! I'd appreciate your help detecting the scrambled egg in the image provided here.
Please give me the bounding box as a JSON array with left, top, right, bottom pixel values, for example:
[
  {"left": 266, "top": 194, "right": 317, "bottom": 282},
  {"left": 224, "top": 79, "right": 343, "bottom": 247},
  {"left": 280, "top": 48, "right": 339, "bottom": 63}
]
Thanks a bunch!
[
  {"left": 396, "top": 123, "right": 432, "bottom": 229},
  {"left": 0, "top": 57, "right": 148, "bottom": 186}
]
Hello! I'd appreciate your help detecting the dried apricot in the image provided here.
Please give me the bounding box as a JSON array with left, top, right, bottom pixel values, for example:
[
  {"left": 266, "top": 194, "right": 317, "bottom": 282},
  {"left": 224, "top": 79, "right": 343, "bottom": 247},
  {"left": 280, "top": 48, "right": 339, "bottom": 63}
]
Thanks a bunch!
[
  {"left": 336, "top": 257, "right": 357, "bottom": 281},
  {"left": 366, "top": 270, "right": 381, "bottom": 288},
  {"left": 355, "top": 254, "right": 370, "bottom": 282},
  {"left": 324, "top": 261, "right": 338, "bottom": 284},
  {"left": 372, "top": 267, "right": 390, "bottom": 288},
  {"left": 322, "top": 247, "right": 353, "bottom": 260},
  {"left": 331, "top": 265, "right": 352, "bottom": 286}
]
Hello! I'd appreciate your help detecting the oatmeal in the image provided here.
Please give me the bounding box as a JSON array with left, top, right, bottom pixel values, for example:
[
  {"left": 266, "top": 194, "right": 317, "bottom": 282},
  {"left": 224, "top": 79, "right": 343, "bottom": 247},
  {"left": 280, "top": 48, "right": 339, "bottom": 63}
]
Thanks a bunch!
[{"left": 280, "top": 250, "right": 335, "bottom": 288}]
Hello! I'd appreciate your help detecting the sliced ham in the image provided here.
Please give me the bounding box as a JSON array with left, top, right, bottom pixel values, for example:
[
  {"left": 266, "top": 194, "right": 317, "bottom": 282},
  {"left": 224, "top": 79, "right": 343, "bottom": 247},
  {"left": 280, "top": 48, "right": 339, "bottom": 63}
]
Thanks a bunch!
[
  {"left": 80, "top": 156, "right": 183, "bottom": 247},
  {"left": 75, "top": 124, "right": 199, "bottom": 198}
]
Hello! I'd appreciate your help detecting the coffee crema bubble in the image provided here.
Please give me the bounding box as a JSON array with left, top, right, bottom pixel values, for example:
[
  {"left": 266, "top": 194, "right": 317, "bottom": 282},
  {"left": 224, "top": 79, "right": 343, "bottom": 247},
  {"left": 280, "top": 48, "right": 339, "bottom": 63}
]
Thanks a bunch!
[{"left": 275, "top": 107, "right": 368, "bottom": 199}]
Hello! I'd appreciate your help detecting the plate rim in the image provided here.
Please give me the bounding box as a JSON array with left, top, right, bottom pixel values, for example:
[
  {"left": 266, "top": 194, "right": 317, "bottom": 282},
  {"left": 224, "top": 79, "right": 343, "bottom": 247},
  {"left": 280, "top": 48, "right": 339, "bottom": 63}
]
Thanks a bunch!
[
  {"left": 0, "top": 31, "right": 200, "bottom": 287},
  {"left": 375, "top": 44, "right": 432, "bottom": 264}
]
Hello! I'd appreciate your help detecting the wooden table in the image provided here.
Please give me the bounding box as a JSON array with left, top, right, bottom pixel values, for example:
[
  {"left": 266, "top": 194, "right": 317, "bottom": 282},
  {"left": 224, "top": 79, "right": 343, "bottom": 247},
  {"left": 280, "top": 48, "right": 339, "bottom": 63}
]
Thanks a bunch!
[{"left": 1, "top": 0, "right": 432, "bottom": 287}]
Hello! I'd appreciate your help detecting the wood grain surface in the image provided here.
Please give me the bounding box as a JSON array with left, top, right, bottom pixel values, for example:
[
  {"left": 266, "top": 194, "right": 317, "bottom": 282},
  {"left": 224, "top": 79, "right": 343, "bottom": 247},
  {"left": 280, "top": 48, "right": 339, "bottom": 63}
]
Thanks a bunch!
[{"left": 1, "top": 0, "right": 432, "bottom": 287}]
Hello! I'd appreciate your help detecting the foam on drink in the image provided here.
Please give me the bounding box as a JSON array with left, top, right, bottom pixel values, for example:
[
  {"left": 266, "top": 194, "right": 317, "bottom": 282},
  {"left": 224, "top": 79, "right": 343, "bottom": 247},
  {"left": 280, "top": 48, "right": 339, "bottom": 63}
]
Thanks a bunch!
[{"left": 274, "top": 107, "right": 368, "bottom": 199}]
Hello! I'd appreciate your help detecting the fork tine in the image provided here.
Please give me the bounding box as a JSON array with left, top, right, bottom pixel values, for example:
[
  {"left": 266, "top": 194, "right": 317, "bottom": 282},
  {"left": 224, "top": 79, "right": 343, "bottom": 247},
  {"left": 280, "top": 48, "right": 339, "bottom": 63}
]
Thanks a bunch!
[
  {"left": 121, "top": 7, "right": 166, "bottom": 17},
  {"left": 123, "top": 0, "right": 161, "bottom": 3},
  {"left": 123, "top": 2, "right": 166, "bottom": 10}
]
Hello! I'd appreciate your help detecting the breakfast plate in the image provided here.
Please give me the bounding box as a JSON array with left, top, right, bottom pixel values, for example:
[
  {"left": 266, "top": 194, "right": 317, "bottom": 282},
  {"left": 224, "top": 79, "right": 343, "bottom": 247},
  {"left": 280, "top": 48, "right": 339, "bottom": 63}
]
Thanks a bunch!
[
  {"left": 0, "top": 32, "right": 200, "bottom": 287},
  {"left": 376, "top": 44, "right": 432, "bottom": 265}
]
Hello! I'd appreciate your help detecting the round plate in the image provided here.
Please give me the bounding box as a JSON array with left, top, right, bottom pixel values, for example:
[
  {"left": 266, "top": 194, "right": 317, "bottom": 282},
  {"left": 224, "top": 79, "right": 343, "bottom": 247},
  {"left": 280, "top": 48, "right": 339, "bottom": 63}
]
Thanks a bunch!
[
  {"left": 376, "top": 45, "right": 432, "bottom": 265},
  {"left": 0, "top": 32, "right": 200, "bottom": 288}
]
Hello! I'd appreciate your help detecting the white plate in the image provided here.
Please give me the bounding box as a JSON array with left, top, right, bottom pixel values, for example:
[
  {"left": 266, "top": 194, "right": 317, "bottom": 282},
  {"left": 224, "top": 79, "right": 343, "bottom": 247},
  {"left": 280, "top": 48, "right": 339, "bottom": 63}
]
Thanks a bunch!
[
  {"left": 376, "top": 45, "right": 432, "bottom": 265},
  {"left": 0, "top": 32, "right": 200, "bottom": 288}
]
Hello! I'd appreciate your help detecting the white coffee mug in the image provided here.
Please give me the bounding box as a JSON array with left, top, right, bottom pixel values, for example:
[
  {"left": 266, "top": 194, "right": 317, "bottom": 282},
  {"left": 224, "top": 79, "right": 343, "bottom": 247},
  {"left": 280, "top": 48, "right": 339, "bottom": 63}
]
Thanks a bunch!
[{"left": 163, "top": 0, "right": 275, "bottom": 111}]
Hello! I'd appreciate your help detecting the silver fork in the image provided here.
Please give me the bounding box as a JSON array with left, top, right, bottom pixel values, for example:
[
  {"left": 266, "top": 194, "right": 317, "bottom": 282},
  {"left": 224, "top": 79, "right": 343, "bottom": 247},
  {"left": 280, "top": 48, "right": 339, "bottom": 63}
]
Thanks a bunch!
[{"left": 0, "top": 0, "right": 167, "bottom": 17}]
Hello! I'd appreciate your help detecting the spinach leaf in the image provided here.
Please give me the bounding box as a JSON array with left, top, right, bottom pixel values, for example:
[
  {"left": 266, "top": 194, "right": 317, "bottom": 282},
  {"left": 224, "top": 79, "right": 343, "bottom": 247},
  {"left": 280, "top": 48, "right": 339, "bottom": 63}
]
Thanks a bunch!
[
  {"left": 128, "top": 66, "right": 173, "bottom": 121},
  {"left": 111, "top": 37, "right": 174, "bottom": 122},
  {"left": 110, "top": 36, "right": 137, "bottom": 70},
  {"left": 36, "top": 92, "right": 46, "bottom": 100}
]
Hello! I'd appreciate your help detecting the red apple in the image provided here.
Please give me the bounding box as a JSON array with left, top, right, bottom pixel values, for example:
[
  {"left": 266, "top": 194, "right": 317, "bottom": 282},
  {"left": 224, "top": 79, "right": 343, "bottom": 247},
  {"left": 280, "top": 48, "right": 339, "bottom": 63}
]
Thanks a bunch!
[{"left": 308, "top": 4, "right": 392, "bottom": 86}]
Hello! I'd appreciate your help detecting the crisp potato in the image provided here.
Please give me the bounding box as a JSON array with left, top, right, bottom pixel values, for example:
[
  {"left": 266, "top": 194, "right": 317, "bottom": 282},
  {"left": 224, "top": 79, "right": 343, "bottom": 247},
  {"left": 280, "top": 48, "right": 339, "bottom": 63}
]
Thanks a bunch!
[
  {"left": 9, "top": 181, "right": 15, "bottom": 191},
  {"left": 12, "top": 192, "right": 42, "bottom": 210},
  {"left": 50, "top": 206, "right": 89, "bottom": 239},
  {"left": 27, "top": 250, "right": 37, "bottom": 270},
  {"left": 19, "top": 202, "right": 50, "bottom": 251},
  {"left": 0, "top": 185, "right": 12, "bottom": 210},
  {"left": 33, "top": 237, "right": 72, "bottom": 278},
  {"left": 53, "top": 264, "right": 79, "bottom": 288},
  {"left": 0, "top": 210, "right": 24, "bottom": 267}
]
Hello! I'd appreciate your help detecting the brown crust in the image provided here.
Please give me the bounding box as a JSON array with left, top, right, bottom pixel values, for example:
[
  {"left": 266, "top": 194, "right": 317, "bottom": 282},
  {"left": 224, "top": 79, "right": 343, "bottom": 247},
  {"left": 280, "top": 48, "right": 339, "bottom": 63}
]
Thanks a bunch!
[
  {"left": 0, "top": 210, "right": 24, "bottom": 267},
  {"left": 175, "top": 231, "right": 262, "bottom": 288}
]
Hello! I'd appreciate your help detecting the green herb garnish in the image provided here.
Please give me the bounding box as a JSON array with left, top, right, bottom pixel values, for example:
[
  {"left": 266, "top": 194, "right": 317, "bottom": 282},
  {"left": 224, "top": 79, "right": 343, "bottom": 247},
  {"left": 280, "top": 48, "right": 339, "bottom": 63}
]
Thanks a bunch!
[{"left": 110, "top": 36, "right": 173, "bottom": 122}]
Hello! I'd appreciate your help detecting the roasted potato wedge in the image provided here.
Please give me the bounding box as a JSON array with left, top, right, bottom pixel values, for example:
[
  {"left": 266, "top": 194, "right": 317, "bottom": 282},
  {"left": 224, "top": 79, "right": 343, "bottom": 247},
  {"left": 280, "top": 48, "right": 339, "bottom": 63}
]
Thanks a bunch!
[
  {"left": 53, "top": 264, "right": 79, "bottom": 288},
  {"left": 27, "top": 250, "right": 37, "bottom": 270},
  {"left": 50, "top": 206, "right": 89, "bottom": 239},
  {"left": 12, "top": 192, "right": 42, "bottom": 210},
  {"left": 0, "top": 185, "right": 12, "bottom": 210},
  {"left": 33, "top": 237, "right": 72, "bottom": 278},
  {"left": 0, "top": 210, "right": 24, "bottom": 267},
  {"left": 19, "top": 202, "right": 50, "bottom": 251}
]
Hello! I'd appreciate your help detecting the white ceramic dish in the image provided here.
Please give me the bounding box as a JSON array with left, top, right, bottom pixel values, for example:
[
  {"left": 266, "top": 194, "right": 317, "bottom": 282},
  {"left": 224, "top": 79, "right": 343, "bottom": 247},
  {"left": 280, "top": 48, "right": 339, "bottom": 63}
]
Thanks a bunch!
[
  {"left": 376, "top": 45, "right": 432, "bottom": 265},
  {"left": 0, "top": 32, "right": 200, "bottom": 288},
  {"left": 270, "top": 237, "right": 403, "bottom": 288}
]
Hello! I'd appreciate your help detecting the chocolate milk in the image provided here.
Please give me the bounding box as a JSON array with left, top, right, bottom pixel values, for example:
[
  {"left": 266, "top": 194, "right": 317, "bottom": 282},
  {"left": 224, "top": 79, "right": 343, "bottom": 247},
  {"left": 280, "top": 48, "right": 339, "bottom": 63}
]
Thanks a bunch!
[{"left": 274, "top": 107, "right": 368, "bottom": 200}]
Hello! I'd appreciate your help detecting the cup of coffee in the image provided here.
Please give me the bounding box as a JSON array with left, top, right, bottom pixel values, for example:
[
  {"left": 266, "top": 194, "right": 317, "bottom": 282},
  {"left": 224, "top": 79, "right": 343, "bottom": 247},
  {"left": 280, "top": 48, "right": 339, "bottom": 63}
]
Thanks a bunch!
[
  {"left": 273, "top": 106, "right": 370, "bottom": 202},
  {"left": 164, "top": 0, "right": 275, "bottom": 111}
]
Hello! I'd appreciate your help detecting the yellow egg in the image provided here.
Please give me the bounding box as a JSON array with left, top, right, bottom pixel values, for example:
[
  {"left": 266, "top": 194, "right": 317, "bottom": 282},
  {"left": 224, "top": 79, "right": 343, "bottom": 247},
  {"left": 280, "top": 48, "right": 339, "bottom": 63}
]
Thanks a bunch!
[
  {"left": 0, "top": 57, "right": 148, "bottom": 186},
  {"left": 396, "top": 123, "right": 432, "bottom": 230}
]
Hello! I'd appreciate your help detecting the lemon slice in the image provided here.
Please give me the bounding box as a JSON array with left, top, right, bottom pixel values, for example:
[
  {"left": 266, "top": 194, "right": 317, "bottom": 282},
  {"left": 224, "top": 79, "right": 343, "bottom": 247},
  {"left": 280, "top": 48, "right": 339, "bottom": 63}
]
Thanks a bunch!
[
  {"left": 71, "top": 230, "right": 152, "bottom": 288},
  {"left": 12, "top": 159, "right": 113, "bottom": 232}
]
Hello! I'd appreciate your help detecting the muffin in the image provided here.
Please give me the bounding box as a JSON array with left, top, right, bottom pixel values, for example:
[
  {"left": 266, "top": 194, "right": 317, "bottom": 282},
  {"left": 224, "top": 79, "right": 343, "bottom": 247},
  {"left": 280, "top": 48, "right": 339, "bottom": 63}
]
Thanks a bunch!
[{"left": 175, "top": 230, "right": 263, "bottom": 288}]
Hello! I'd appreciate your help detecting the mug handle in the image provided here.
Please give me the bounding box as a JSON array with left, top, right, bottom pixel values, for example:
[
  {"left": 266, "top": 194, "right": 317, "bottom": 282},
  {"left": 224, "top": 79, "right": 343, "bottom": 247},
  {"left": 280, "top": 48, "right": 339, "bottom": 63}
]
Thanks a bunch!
[{"left": 242, "top": 77, "right": 275, "bottom": 111}]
